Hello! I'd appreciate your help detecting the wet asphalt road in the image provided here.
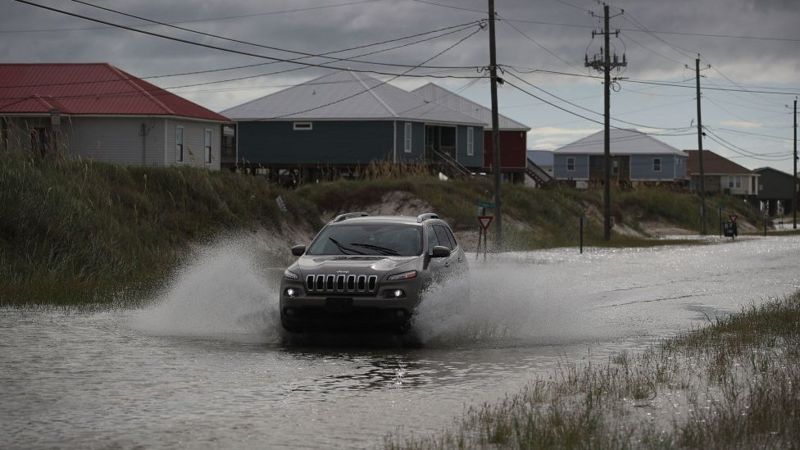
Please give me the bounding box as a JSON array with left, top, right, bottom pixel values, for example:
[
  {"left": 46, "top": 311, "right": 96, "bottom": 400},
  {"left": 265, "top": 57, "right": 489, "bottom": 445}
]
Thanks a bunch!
[{"left": 1, "top": 235, "right": 798, "bottom": 448}]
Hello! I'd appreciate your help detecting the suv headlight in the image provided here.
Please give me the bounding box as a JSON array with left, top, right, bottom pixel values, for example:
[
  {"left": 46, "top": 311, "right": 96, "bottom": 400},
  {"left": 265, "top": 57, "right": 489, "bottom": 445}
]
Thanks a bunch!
[
  {"left": 387, "top": 270, "right": 417, "bottom": 281},
  {"left": 284, "top": 269, "right": 300, "bottom": 280}
]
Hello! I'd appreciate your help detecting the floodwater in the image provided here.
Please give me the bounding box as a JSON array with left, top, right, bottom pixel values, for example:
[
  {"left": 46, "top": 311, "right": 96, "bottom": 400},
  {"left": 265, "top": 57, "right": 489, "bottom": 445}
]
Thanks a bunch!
[{"left": 2, "top": 236, "right": 799, "bottom": 449}]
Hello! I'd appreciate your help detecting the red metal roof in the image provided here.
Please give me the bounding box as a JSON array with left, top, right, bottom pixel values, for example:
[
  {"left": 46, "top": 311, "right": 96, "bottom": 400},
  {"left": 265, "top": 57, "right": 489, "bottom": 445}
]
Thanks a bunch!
[{"left": 0, "top": 63, "right": 228, "bottom": 122}]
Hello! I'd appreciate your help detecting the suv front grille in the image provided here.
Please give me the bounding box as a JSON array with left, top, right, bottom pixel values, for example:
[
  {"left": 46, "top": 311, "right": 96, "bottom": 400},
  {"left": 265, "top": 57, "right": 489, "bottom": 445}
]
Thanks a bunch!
[{"left": 305, "top": 274, "right": 378, "bottom": 295}]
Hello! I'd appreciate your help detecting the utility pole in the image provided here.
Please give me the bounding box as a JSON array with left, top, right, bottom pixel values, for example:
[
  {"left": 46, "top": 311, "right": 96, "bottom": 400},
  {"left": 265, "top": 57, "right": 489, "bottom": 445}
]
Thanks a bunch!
[
  {"left": 690, "top": 56, "right": 710, "bottom": 235},
  {"left": 488, "top": 0, "right": 503, "bottom": 250},
  {"left": 586, "top": 3, "right": 626, "bottom": 241},
  {"left": 794, "top": 98, "right": 797, "bottom": 229}
]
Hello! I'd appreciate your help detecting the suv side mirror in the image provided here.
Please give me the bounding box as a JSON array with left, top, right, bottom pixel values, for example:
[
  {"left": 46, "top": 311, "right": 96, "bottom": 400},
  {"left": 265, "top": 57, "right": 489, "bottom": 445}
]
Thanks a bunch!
[
  {"left": 431, "top": 245, "right": 451, "bottom": 258},
  {"left": 291, "top": 245, "right": 306, "bottom": 257}
]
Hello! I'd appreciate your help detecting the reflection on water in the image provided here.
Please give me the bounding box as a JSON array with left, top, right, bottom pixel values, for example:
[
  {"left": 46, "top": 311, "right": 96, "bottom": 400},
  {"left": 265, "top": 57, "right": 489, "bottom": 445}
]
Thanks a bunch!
[{"left": 2, "top": 236, "right": 799, "bottom": 448}]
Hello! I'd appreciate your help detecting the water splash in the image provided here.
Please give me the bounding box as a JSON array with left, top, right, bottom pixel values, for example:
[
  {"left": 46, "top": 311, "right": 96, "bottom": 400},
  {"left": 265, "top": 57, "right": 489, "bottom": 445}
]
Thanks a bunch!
[
  {"left": 413, "top": 257, "right": 618, "bottom": 348},
  {"left": 413, "top": 265, "right": 539, "bottom": 346},
  {"left": 129, "top": 238, "right": 281, "bottom": 343},
  {"left": 127, "top": 240, "right": 597, "bottom": 347}
]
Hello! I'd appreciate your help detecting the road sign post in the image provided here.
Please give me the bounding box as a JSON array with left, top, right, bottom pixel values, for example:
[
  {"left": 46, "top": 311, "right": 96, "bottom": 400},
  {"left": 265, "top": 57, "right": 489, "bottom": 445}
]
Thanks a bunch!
[{"left": 476, "top": 215, "right": 493, "bottom": 260}]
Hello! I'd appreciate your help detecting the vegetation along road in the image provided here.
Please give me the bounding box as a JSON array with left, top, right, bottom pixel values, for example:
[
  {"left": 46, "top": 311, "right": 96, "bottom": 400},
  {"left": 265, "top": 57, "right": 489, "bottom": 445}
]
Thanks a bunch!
[{"left": 2, "top": 157, "right": 798, "bottom": 448}]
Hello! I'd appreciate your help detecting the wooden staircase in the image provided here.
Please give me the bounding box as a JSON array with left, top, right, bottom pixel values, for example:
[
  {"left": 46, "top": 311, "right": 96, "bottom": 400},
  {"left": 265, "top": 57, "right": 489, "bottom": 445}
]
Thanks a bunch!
[
  {"left": 432, "top": 150, "right": 472, "bottom": 178},
  {"left": 525, "top": 157, "right": 554, "bottom": 187}
]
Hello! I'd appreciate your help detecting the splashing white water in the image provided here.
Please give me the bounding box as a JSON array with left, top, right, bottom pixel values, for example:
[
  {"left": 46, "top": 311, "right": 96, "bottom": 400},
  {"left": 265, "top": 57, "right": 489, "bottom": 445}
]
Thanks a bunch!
[
  {"left": 413, "top": 265, "right": 541, "bottom": 346},
  {"left": 413, "top": 256, "right": 621, "bottom": 347},
  {"left": 129, "top": 238, "right": 282, "bottom": 342},
  {"left": 128, "top": 239, "right": 599, "bottom": 347}
]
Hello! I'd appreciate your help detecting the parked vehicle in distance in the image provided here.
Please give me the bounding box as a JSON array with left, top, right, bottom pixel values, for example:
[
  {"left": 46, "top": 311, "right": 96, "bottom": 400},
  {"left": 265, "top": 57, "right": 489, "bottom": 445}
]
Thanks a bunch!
[{"left": 279, "top": 212, "right": 467, "bottom": 333}]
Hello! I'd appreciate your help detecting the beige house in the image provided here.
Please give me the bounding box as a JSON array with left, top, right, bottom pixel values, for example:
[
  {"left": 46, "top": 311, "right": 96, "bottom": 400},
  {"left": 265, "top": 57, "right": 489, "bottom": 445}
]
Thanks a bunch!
[{"left": 685, "top": 149, "right": 759, "bottom": 197}]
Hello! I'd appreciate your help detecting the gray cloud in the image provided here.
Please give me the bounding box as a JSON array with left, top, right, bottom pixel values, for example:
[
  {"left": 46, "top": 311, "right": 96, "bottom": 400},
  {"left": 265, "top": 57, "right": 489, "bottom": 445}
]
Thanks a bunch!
[{"left": 1, "top": 0, "right": 798, "bottom": 108}]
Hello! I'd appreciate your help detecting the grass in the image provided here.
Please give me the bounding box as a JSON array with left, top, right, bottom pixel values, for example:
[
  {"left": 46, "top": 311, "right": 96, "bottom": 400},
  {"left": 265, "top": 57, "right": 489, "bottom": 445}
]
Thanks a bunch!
[
  {"left": 385, "top": 292, "right": 800, "bottom": 449},
  {"left": 297, "top": 178, "right": 757, "bottom": 249},
  {"left": 0, "top": 152, "right": 318, "bottom": 305},
  {"left": 1, "top": 152, "right": 762, "bottom": 304}
]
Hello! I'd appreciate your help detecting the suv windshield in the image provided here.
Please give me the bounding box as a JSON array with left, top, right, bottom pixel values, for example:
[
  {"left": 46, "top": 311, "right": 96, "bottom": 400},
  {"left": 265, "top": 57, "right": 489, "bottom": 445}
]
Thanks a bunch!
[{"left": 307, "top": 223, "right": 423, "bottom": 256}]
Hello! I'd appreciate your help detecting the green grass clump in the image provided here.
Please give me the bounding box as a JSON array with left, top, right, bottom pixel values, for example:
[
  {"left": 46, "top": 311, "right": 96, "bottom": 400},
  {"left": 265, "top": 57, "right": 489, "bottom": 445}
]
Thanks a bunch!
[
  {"left": 1, "top": 152, "right": 764, "bottom": 304},
  {"left": 616, "top": 187, "right": 760, "bottom": 233},
  {"left": 386, "top": 293, "right": 800, "bottom": 449},
  {"left": 0, "top": 153, "right": 311, "bottom": 305}
]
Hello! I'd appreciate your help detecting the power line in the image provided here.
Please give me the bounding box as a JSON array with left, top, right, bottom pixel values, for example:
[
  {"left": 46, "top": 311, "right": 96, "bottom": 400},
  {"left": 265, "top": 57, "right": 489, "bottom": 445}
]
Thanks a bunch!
[
  {"left": 70, "top": 0, "right": 482, "bottom": 71},
  {"left": 409, "top": 0, "right": 487, "bottom": 14},
  {"left": 619, "top": 31, "right": 685, "bottom": 65},
  {"left": 624, "top": 79, "right": 800, "bottom": 96},
  {"left": 503, "top": 76, "right": 693, "bottom": 139},
  {"left": 702, "top": 90, "right": 788, "bottom": 114},
  {"left": 705, "top": 135, "right": 791, "bottom": 162},
  {"left": 155, "top": 28, "right": 482, "bottom": 91},
  {"left": 548, "top": 0, "right": 591, "bottom": 13},
  {"left": 503, "top": 17, "right": 800, "bottom": 43},
  {"left": 12, "top": 0, "right": 484, "bottom": 81},
  {"left": 505, "top": 70, "right": 692, "bottom": 131},
  {"left": 503, "top": 79, "right": 604, "bottom": 126},
  {"left": 627, "top": 27, "right": 800, "bottom": 43},
  {"left": 710, "top": 127, "right": 794, "bottom": 143},
  {"left": 1, "top": 0, "right": 386, "bottom": 33},
  {"left": 497, "top": 13, "right": 583, "bottom": 71},
  {"left": 1, "top": 21, "right": 481, "bottom": 90},
  {"left": 621, "top": 14, "right": 695, "bottom": 60},
  {"left": 263, "top": 25, "right": 484, "bottom": 120},
  {"left": 498, "top": 65, "right": 800, "bottom": 96},
  {"left": 0, "top": 30, "right": 486, "bottom": 105},
  {"left": 704, "top": 128, "right": 790, "bottom": 161},
  {"left": 143, "top": 20, "right": 480, "bottom": 77},
  {"left": 703, "top": 66, "right": 787, "bottom": 109}
]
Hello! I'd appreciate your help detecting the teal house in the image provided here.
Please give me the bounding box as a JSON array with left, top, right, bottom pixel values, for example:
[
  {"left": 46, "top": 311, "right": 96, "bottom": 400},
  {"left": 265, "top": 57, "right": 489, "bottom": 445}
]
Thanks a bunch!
[{"left": 222, "top": 71, "right": 485, "bottom": 174}]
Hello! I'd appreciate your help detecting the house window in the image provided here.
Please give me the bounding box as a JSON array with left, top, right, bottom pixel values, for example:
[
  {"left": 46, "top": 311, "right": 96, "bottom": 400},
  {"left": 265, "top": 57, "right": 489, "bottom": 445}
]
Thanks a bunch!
[
  {"left": 612, "top": 160, "right": 619, "bottom": 176},
  {"left": 204, "top": 129, "right": 212, "bottom": 164},
  {"left": 176, "top": 126, "right": 184, "bottom": 162},
  {"left": 735, "top": 176, "right": 742, "bottom": 188},
  {"left": 404, "top": 123, "right": 412, "bottom": 153},
  {"left": 653, "top": 158, "right": 661, "bottom": 172},
  {"left": 466, "top": 127, "right": 474, "bottom": 156},
  {"left": 566, "top": 157, "right": 575, "bottom": 172},
  {"left": 293, "top": 122, "right": 312, "bottom": 131}
]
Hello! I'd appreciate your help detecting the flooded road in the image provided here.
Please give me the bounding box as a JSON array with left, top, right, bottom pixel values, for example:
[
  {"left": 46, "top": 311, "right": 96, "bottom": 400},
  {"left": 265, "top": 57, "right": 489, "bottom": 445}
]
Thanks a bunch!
[{"left": 2, "top": 236, "right": 799, "bottom": 448}]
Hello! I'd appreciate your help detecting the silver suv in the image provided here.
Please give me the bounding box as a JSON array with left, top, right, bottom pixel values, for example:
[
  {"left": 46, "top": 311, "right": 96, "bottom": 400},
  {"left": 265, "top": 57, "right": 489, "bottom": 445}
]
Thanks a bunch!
[{"left": 280, "top": 212, "right": 467, "bottom": 333}]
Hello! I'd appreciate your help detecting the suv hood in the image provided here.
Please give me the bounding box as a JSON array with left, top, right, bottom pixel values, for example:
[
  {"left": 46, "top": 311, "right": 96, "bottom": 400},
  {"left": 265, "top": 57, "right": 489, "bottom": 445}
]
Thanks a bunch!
[{"left": 294, "top": 255, "right": 418, "bottom": 274}]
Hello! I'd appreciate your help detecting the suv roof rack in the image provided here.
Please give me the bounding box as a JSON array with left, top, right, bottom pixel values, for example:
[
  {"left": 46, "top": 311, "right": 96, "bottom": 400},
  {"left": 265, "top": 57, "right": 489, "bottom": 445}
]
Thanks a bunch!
[
  {"left": 416, "top": 213, "right": 439, "bottom": 223},
  {"left": 332, "top": 212, "right": 369, "bottom": 223}
]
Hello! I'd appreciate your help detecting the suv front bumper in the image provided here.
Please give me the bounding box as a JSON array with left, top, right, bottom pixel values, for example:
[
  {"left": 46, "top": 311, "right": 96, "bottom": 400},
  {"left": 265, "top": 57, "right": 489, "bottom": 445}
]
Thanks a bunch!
[{"left": 279, "top": 277, "right": 423, "bottom": 332}]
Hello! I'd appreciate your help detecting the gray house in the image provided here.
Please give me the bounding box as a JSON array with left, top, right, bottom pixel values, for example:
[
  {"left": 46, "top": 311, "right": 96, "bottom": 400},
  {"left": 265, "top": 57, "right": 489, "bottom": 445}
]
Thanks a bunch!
[
  {"left": 222, "top": 71, "right": 485, "bottom": 174},
  {"left": 553, "top": 129, "right": 688, "bottom": 185}
]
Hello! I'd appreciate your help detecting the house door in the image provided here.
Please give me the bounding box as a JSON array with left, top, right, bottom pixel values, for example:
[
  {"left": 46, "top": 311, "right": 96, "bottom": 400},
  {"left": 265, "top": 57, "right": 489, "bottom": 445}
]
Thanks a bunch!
[
  {"left": 425, "top": 125, "right": 438, "bottom": 160},
  {"left": 425, "top": 126, "right": 456, "bottom": 160}
]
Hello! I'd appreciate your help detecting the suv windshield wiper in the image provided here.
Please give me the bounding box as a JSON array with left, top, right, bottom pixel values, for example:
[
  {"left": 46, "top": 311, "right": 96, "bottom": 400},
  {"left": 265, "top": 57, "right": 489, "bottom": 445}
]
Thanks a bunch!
[
  {"left": 328, "top": 237, "right": 364, "bottom": 255},
  {"left": 349, "top": 242, "right": 400, "bottom": 256}
]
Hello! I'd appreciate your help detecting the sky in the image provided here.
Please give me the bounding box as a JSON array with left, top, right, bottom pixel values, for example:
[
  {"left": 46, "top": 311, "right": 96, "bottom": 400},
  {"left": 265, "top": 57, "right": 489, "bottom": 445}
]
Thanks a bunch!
[{"left": 1, "top": 0, "right": 798, "bottom": 174}]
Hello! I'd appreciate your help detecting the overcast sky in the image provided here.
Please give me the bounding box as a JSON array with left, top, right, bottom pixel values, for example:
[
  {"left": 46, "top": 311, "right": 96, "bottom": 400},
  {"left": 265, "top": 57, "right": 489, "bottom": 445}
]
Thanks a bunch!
[{"left": 2, "top": 0, "right": 799, "bottom": 173}]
